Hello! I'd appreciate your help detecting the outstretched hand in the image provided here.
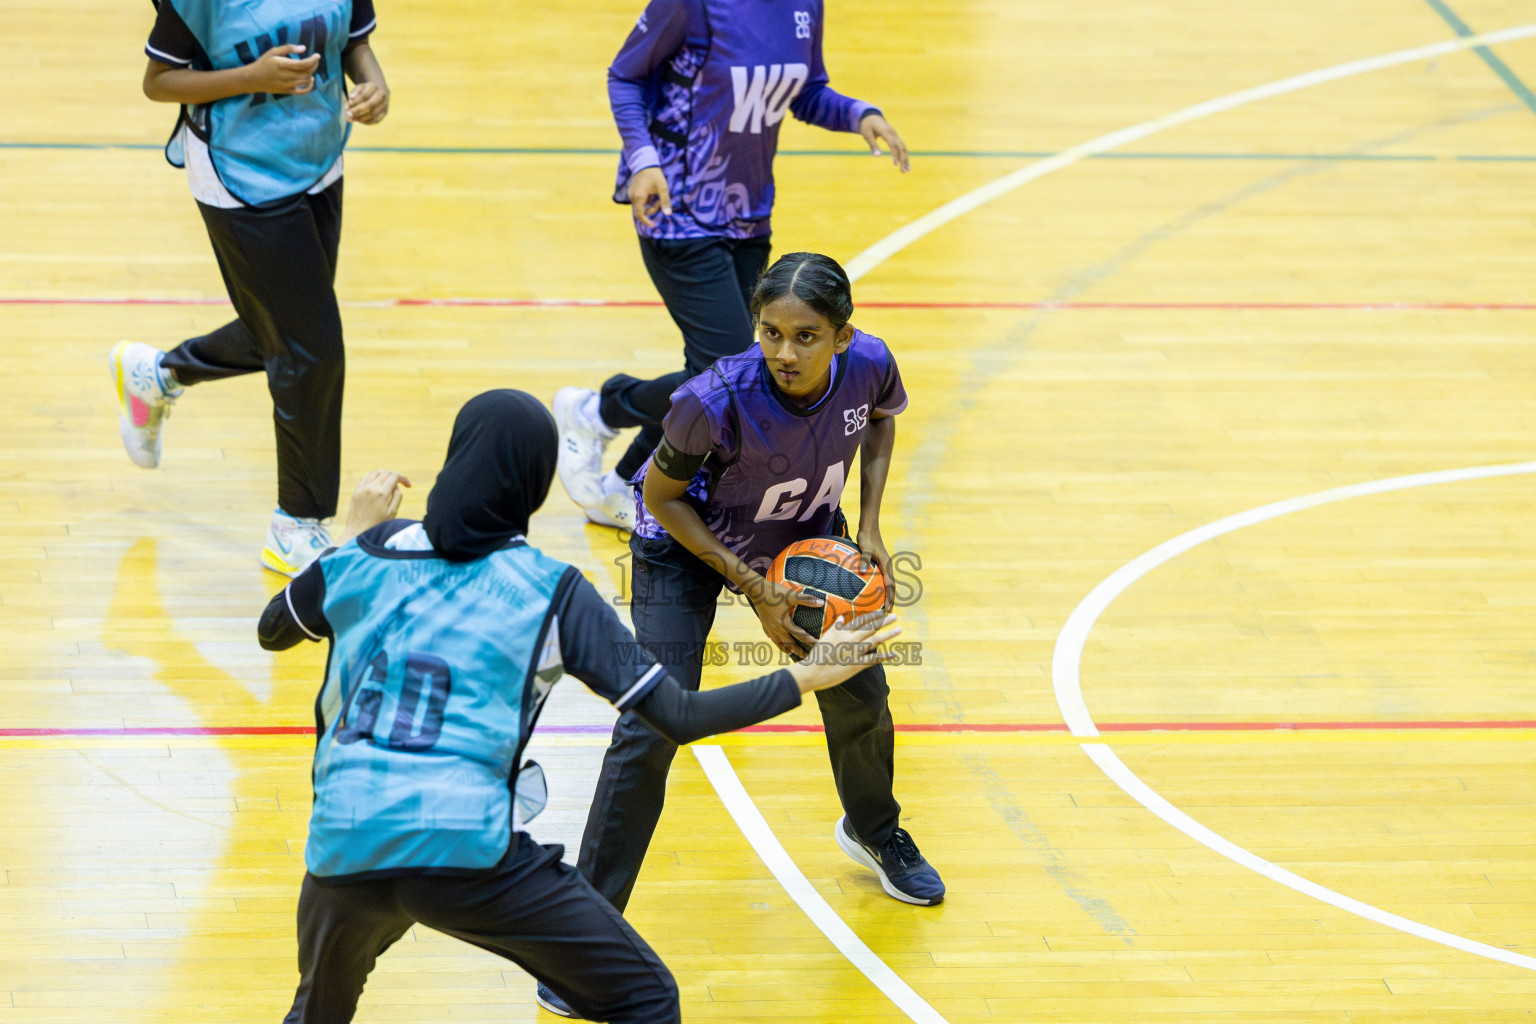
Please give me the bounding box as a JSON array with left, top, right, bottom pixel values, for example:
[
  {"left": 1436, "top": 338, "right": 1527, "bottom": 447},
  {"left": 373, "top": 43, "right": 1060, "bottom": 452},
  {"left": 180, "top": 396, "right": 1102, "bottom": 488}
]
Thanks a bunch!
[
  {"left": 792, "top": 611, "right": 903, "bottom": 693},
  {"left": 345, "top": 470, "right": 412, "bottom": 539}
]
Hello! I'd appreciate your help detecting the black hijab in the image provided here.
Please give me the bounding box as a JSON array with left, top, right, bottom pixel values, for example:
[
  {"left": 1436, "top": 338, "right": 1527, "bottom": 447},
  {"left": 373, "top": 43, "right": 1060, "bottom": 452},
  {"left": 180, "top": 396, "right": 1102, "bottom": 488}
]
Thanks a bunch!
[{"left": 424, "top": 390, "right": 558, "bottom": 561}]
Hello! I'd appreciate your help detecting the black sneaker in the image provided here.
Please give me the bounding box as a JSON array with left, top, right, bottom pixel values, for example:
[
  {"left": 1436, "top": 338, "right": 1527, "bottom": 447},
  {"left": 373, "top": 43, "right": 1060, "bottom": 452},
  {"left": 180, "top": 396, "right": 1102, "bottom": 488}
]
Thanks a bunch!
[
  {"left": 535, "top": 983, "right": 580, "bottom": 1018},
  {"left": 834, "top": 815, "right": 946, "bottom": 905}
]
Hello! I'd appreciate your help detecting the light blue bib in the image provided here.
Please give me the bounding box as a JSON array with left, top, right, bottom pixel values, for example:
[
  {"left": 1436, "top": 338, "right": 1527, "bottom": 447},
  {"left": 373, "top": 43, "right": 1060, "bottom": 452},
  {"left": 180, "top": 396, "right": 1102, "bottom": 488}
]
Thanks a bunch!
[
  {"left": 166, "top": 0, "right": 352, "bottom": 205},
  {"left": 304, "top": 539, "right": 570, "bottom": 878}
]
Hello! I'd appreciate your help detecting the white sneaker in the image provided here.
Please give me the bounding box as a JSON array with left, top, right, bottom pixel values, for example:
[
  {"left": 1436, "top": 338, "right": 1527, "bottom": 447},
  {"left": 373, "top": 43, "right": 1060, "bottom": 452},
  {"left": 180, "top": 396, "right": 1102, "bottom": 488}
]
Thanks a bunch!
[
  {"left": 553, "top": 386, "right": 615, "bottom": 508},
  {"left": 261, "top": 510, "right": 335, "bottom": 577},
  {"left": 584, "top": 489, "right": 634, "bottom": 532},
  {"left": 109, "top": 341, "right": 180, "bottom": 468}
]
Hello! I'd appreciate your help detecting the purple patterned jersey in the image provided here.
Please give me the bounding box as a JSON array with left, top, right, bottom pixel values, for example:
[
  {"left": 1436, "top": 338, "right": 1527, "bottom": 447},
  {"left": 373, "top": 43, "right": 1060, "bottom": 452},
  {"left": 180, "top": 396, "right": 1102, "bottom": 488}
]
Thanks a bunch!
[
  {"left": 632, "top": 330, "right": 907, "bottom": 572},
  {"left": 607, "top": 0, "right": 875, "bottom": 240}
]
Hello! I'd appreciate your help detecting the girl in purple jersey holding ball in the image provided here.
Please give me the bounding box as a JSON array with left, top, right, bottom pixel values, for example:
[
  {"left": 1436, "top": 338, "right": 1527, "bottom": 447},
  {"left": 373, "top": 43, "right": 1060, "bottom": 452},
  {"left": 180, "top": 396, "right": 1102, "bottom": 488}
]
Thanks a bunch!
[
  {"left": 535, "top": 252, "right": 941, "bottom": 1019},
  {"left": 550, "top": 0, "right": 909, "bottom": 531}
]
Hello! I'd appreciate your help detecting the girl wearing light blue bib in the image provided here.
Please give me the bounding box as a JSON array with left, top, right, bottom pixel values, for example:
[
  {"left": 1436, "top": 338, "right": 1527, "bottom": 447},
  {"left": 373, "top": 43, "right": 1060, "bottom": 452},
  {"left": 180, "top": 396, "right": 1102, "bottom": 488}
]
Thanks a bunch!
[
  {"left": 260, "top": 390, "right": 901, "bottom": 1023},
  {"left": 108, "top": 0, "right": 388, "bottom": 579}
]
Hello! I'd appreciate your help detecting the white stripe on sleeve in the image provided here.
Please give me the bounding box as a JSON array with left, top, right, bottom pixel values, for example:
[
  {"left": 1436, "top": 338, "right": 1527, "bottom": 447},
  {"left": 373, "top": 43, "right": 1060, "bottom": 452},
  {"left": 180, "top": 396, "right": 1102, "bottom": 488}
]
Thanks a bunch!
[
  {"left": 284, "top": 585, "right": 324, "bottom": 642},
  {"left": 615, "top": 663, "right": 664, "bottom": 710},
  {"left": 145, "top": 43, "right": 193, "bottom": 66}
]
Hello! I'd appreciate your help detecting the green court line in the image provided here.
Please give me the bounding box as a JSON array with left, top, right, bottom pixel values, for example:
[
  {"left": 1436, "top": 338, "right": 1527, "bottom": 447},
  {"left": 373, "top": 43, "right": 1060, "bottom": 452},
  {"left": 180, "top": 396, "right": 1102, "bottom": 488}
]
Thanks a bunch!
[
  {"left": 5, "top": 142, "right": 1536, "bottom": 162},
  {"left": 1422, "top": 0, "right": 1536, "bottom": 115},
  {"left": 1, "top": 140, "right": 1519, "bottom": 160}
]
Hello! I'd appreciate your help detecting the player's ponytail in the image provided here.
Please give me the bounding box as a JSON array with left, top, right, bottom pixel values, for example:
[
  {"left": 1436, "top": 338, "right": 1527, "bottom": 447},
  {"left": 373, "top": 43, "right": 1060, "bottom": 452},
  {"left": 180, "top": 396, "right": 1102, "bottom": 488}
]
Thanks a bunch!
[{"left": 750, "top": 252, "right": 854, "bottom": 330}]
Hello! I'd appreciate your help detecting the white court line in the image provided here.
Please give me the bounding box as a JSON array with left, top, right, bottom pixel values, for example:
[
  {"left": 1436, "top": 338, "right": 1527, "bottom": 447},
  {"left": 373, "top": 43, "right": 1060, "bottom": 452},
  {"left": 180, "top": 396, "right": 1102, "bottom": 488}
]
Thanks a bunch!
[
  {"left": 1052, "top": 461, "right": 1536, "bottom": 971},
  {"left": 699, "top": 20, "right": 1536, "bottom": 1010},
  {"left": 845, "top": 22, "right": 1536, "bottom": 282},
  {"left": 691, "top": 745, "right": 949, "bottom": 1024}
]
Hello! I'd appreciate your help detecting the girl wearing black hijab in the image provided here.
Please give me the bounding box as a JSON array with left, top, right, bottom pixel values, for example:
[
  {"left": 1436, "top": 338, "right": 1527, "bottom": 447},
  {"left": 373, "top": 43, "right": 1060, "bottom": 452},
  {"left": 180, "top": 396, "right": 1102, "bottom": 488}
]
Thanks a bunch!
[{"left": 258, "top": 390, "right": 899, "bottom": 1024}]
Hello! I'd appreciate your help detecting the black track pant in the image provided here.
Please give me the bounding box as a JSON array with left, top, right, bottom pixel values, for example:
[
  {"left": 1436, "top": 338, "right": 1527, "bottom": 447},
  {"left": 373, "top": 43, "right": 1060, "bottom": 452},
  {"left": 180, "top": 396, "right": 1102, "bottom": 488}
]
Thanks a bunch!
[
  {"left": 283, "top": 833, "right": 679, "bottom": 1024},
  {"left": 577, "top": 529, "right": 901, "bottom": 913},
  {"left": 599, "top": 235, "right": 772, "bottom": 481},
  {"left": 160, "top": 182, "right": 346, "bottom": 520}
]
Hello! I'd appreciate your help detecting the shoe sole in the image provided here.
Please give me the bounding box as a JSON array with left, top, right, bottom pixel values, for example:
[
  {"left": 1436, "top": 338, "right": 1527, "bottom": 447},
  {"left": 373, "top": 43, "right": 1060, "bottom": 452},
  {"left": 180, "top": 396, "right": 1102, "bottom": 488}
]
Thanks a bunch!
[
  {"left": 260, "top": 546, "right": 304, "bottom": 578},
  {"left": 833, "top": 815, "right": 942, "bottom": 906},
  {"left": 552, "top": 387, "right": 606, "bottom": 508},
  {"left": 534, "top": 990, "right": 580, "bottom": 1018},
  {"left": 582, "top": 505, "right": 633, "bottom": 532},
  {"left": 109, "top": 341, "right": 129, "bottom": 411}
]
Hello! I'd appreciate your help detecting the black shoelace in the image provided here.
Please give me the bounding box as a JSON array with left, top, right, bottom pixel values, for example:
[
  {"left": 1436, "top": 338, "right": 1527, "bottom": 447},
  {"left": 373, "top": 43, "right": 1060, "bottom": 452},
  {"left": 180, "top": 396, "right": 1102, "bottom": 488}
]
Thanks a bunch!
[{"left": 884, "top": 827, "right": 923, "bottom": 867}]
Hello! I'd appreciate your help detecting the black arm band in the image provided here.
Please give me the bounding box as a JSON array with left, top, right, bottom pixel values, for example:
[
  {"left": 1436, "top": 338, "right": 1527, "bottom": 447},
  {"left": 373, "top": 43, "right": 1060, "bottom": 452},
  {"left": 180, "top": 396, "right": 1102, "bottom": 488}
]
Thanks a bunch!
[{"left": 653, "top": 437, "right": 707, "bottom": 481}]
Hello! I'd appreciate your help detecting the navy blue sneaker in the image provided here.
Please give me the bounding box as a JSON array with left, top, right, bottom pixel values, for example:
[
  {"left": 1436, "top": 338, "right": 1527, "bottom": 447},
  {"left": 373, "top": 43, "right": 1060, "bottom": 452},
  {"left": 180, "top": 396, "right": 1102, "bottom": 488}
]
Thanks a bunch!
[
  {"left": 835, "top": 815, "right": 945, "bottom": 905},
  {"left": 535, "top": 983, "right": 580, "bottom": 1018}
]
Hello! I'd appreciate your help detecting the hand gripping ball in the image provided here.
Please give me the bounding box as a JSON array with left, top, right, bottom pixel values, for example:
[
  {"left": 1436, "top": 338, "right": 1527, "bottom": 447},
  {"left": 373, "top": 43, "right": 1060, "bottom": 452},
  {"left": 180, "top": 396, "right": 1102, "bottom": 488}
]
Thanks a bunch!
[{"left": 766, "top": 536, "right": 886, "bottom": 640}]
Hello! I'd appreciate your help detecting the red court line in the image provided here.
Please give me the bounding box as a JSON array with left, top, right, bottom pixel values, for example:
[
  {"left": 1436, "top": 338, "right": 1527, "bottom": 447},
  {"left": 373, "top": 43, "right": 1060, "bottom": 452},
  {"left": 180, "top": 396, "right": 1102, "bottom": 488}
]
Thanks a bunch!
[
  {"left": 1097, "top": 719, "right": 1536, "bottom": 732},
  {"left": 868, "top": 301, "right": 1536, "bottom": 311},
  {"left": 750, "top": 720, "right": 1536, "bottom": 733},
  {"left": 3, "top": 720, "right": 1532, "bottom": 738},
  {"left": 0, "top": 726, "right": 317, "bottom": 737},
  {"left": 7, "top": 296, "right": 1536, "bottom": 311},
  {"left": 2, "top": 297, "right": 230, "bottom": 306}
]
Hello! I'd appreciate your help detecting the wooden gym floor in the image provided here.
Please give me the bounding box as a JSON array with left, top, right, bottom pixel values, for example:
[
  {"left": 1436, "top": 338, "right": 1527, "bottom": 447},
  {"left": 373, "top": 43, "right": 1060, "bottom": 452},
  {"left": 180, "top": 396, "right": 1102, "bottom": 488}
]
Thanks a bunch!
[{"left": 2, "top": 0, "right": 1534, "bottom": 1020}]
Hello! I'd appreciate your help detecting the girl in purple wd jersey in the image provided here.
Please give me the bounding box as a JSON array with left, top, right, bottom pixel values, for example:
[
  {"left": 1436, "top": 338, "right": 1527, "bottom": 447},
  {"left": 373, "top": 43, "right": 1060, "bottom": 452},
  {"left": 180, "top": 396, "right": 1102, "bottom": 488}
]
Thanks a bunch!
[
  {"left": 550, "top": 0, "right": 908, "bottom": 532},
  {"left": 537, "top": 252, "right": 940, "bottom": 1019}
]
